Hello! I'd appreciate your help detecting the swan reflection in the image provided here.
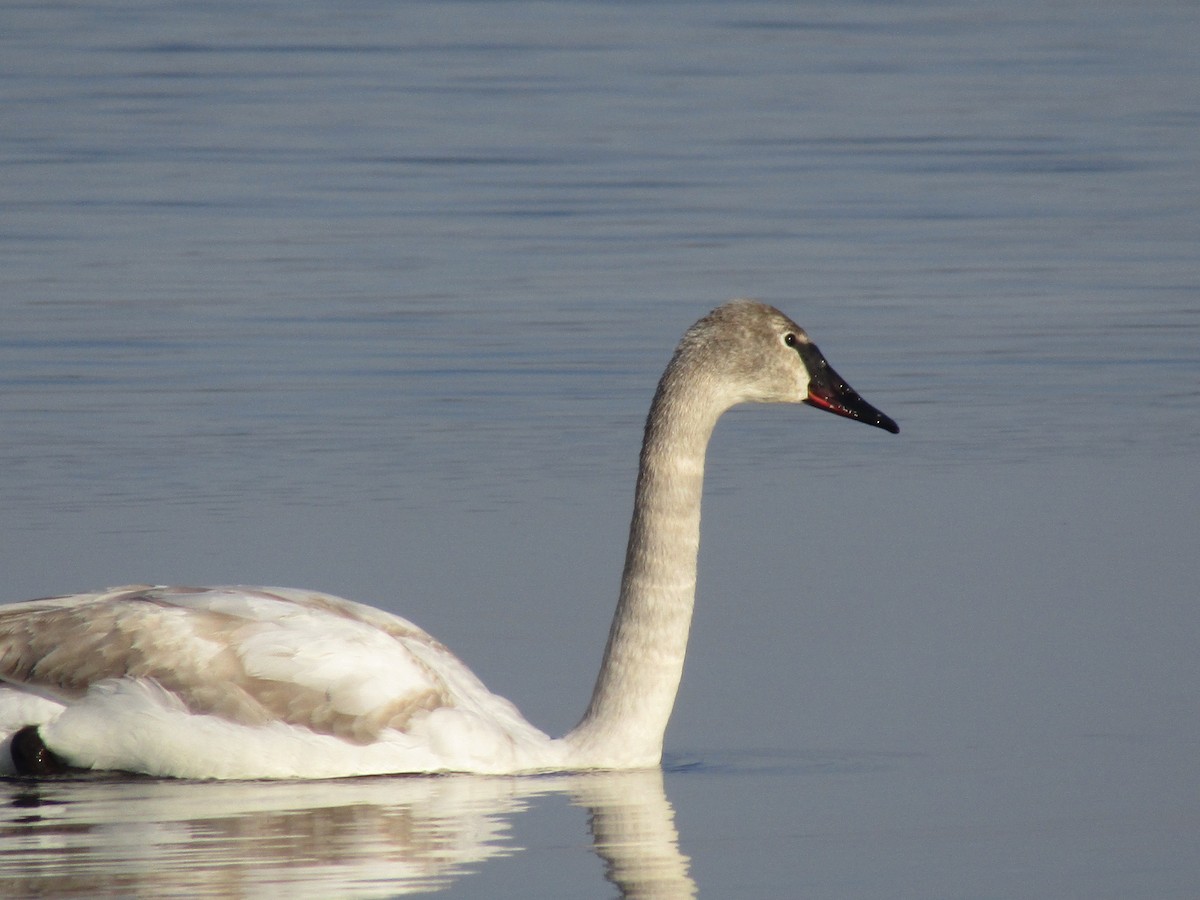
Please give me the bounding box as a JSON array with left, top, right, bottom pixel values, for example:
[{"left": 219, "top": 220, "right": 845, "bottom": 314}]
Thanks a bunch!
[{"left": 0, "top": 768, "right": 695, "bottom": 898}]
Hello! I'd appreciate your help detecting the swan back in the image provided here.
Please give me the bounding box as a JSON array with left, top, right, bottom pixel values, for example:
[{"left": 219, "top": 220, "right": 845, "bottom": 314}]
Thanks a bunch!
[{"left": 0, "top": 586, "right": 564, "bottom": 778}]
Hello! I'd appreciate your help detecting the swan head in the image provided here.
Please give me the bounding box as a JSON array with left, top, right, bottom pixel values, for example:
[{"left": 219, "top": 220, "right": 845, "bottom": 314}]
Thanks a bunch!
[{"left": 677, "top": 299, "right": 899, "bottom": 434}]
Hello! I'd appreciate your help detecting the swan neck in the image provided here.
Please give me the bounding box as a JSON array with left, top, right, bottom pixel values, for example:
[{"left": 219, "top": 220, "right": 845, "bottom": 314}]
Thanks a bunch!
[{"left": 565, "top": 359, "right": 724, "bottom": 767}]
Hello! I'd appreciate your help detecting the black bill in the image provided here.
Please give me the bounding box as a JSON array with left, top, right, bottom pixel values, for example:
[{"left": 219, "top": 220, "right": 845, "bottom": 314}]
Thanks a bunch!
[{"left": 797, "top": 342, "right": 899, "bottom": 434}]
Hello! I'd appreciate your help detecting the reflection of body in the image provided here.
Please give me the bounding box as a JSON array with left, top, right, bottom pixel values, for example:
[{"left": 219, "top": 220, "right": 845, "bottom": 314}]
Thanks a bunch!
[
  {"left": 0, "top": 770, "right": 695, "bottom": 899},
  {"left": 0, "top": 301, "right": 896, "bottom": 779}
]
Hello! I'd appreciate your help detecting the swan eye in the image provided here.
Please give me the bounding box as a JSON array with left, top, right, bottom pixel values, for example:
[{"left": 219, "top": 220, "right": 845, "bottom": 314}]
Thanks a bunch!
[{"left": 783, "top": 332, "right": 798, "bottom": 347}]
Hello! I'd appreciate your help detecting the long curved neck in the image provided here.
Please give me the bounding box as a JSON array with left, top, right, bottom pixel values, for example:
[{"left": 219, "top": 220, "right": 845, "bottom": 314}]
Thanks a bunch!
[{"left": 565, "top": 354, "right": 726, "bottom": 767}]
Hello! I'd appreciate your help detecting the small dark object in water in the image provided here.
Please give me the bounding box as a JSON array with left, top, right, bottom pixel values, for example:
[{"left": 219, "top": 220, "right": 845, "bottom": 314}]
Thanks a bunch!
[{"left": 10, "top": 725, "right": 74, "bottom": 776}]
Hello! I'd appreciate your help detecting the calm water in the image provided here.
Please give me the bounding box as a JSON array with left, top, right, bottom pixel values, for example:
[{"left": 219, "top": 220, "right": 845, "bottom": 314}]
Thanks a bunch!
[{"left": 2, "top": 1, "right": 1198, "bottom": 897}]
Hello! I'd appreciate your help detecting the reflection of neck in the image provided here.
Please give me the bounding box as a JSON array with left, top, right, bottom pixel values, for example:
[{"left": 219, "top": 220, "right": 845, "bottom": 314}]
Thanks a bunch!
[
  {"left": 572, "top": 769, "right": 697, "bottom": 900},
  {"left": 565, "top": 353, "right": 724, "bottom": 767}
]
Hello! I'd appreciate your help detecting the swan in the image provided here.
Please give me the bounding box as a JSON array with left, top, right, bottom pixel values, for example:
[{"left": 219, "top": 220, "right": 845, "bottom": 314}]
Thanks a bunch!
[{"left": 0, "top": 300, "right": 897, "bottom": 779}]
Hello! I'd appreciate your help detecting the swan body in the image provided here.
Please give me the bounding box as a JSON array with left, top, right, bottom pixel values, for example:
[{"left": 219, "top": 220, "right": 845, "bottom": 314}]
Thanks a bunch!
[{"left": 0, "top": 300, "right": 897, "bottom": 779}]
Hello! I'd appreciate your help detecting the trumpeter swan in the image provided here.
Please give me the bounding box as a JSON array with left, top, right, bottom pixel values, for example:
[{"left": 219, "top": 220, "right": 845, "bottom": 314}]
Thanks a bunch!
[{"left": 0, "top": 300, "right": 897, "bottom": 778}]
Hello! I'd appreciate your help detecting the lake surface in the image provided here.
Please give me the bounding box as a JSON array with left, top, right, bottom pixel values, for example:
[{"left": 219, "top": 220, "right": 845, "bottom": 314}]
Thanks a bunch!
[{"left": 2, "top": 1, "right": 1198, "bottom": 897}]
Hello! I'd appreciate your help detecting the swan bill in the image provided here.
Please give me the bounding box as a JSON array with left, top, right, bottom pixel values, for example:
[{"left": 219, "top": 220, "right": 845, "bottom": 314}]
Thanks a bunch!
[{"left": 799, "top": 342, "right": 899, "bottom": 434}]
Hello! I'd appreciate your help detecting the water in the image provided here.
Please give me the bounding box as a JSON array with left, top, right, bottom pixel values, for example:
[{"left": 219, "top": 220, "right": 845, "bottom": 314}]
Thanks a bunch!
[{"left": 1, "top": 0, "right": 1198, "bottom": 896}]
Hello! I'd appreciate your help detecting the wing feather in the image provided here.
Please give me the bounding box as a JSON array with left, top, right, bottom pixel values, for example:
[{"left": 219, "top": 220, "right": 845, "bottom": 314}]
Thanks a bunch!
[{"left": 0, "top": 585, "right": 455, "bottom": 743}]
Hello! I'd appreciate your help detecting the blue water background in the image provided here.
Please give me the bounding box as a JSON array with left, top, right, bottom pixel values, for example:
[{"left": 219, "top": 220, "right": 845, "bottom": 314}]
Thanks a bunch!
[{"left": 1, "top": 1, "right": 1198, "bottom": 897}]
